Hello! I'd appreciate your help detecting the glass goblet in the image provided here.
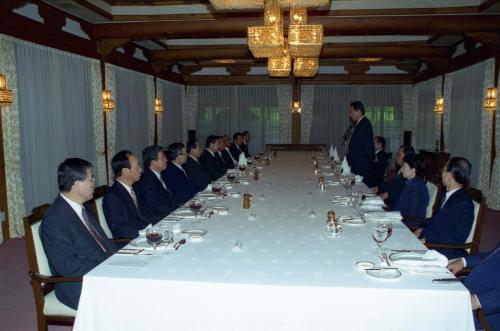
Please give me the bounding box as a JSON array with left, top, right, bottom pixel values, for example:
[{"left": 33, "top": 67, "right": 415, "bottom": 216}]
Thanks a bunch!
[{"left": 146, "top": 226, "right": 163, "bottom": 250}]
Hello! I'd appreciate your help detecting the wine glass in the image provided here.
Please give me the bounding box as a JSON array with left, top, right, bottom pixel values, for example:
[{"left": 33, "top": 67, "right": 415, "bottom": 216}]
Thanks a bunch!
[
  {"left": 227, "top": 173, "right": 236, "bottom": 183},
  {"left": 372, "top": 223, "right": 389, "bottom": 255},
  {"left": 161, "top": 227, "right": 174, "bottom": 246},
  {"left": 146, "top": 226, "right": 163, "bottom": 250},
  {"left": 189, "top": 199, "right": 203, "bottom": 219},
  {"left": 212, "top": 183, "right": 223, "bottom": 195},
  {"left": 381, "top": 222, "right": 393, "bottom": 239}
]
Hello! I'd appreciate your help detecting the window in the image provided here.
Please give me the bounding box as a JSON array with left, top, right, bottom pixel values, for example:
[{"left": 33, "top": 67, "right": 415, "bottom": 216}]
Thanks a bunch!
[{"left": 365, "top": 106, "right": 402, "bottom": 153}]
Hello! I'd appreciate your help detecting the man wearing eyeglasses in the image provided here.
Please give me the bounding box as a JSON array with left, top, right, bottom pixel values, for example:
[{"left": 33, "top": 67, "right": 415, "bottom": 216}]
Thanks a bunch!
[{"left": 40, "top": 158, "right": 116, "bottom": 310}]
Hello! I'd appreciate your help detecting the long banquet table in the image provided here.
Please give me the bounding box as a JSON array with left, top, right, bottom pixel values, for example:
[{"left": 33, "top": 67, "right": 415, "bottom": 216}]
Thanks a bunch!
[{"left": 74, "top": 151, "right": 474, "bottom": 331}]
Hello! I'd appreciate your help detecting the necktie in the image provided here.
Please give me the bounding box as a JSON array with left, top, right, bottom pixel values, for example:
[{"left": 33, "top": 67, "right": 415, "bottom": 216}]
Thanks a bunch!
[
  {"left": 158, "top": 176, "right": 168, "bottom": 190},
  {"left": 81, "top": 207, "right": 108, "bottom": 253},
  {"left": 130, "top": 188, "right": 139, "bottom": 208}
]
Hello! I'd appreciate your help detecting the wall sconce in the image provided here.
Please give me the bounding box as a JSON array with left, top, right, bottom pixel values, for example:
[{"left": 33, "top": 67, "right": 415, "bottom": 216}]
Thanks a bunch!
[
  {"left": 154, "top": 97, "right": 164, "bottom": 113},
  {"left": 292, "top": 100, "right": 301, "bottom": 113},
  {"left": 434, "top": 96, "right": 444, "bottom": 114},
  {"left": 0, "top": 74, "right": 13, "bottom": 107},
  {"left": 483, "top": 87, "right": 497, "bottom": 112},
  {"left": 102, "top": 90, "right": 115, "bottom": 112}
]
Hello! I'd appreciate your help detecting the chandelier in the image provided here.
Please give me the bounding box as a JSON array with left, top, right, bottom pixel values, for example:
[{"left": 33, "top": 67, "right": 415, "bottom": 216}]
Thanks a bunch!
[
  {"left": 0, "top": 73, "right": 13, "bottom": 107},
  {"left": 209, "top": 0, "right": 329, "bottom": 10},
  {"left": 483, "top": 87, "right": 497, "bottom": 112},
  {"left": 247, "top": 0, "right": 323, "bottom": 78},
  {"left": 102, "top": 90, "right": 115, "bottom": 112}
]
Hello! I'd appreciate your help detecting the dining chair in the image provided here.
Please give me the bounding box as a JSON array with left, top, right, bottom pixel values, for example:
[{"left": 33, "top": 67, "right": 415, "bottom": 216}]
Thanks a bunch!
[{"left": 90, "top": 185, "right": 129, "bottom": 244}]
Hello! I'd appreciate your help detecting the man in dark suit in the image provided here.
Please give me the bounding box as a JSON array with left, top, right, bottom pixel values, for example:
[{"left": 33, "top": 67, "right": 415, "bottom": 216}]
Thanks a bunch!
[
  {"left": 448, "top": 242, "right": 500, "bottom": 330},
  {"left": 366, "top": 136, "right": 389, "bottom": 188},
  {"left": 40, "top": 158, "right": 116, "bottom": 310},
  {"left": 184, "top": 139, "right": 211, "bottom": 192},
  {"left": 415, "top": 157, "right": 474, "bottom": 259},
  {"left": 103, "top": 150, "right": 150, "bottom": 239},
  {"left": 230, "top": 132, "right": 244, "bottom": 161},
  {"left": 134, "top": 145, "right": 178, "bottom": 224},
  {"left": 221, "top": 134, "right": 237, "bottom": 168},
  {"left": 163, "top": 143, "right": 198, "bottom": 204},
  {"left": 346, "top": 101, "right": 375, "bottom": 184},
  {"left": 199, "top": 135, "right": 226, "bottom": 181},
  {"left": 241, "top": 130, "right": 251, "bottom": 158},
  {"left": 375, "top": 144, "right": 415, "bottom": 208}
]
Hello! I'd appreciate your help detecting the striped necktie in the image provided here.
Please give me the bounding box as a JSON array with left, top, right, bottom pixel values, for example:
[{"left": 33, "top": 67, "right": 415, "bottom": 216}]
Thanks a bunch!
[{"left": 81, "top": 207, "right": 109, "bottom": 253}]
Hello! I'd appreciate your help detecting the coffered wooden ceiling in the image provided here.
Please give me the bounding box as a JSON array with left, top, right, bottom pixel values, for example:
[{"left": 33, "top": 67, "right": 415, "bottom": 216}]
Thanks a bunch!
[{"left": 3, "top": 0, "right": 500, "bottom": 84}]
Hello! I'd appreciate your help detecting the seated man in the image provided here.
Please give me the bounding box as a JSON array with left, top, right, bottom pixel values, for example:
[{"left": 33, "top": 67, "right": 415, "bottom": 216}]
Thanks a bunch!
[
  {"left": 184, "top": 139, "right": 211, "bottom": 192},
  {"left": 134, "top": 145, "right": 178, "bottom": 224},
  {"left": 393, "top": 154, "right": 429, "bottom": 218},
  {"left": 221, "top": 134, "right": 237, "bottom": 168},
  {"left": 448, "top": 242, "right": 500, "bottom": 330},
  {"left": 230, "top": 132, "right": 244, "bottom": 161},
  {"left": 415, "top": 157, "right": 474, "bottom": 259},
  {"left": 103, "top": 150, "right": 150, "bottom": 239},
  {"left": 366, "top": 136, "right": 389, "bottom": 188},
  {"left": 200, "top": 135, "right": 226, "bottom": 181},
  {"left": 375, "top": 145, "right": 415, "bottom": 208},
  {"left": 40, "top": 158, "right": 116, "bottom": 310},
  {"left": 163, "top": 143, "right": 198, "bottom": 204}
]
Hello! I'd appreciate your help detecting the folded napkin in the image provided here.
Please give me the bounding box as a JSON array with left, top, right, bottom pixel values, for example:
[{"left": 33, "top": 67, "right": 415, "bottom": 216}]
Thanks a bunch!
[
  {"left": 355, "top": 175, "right": 363, "bottom": 184},
  {"left": 238, "top": 153, "right": 248, "bottom": 166},
  {"left": 329, "top": 144, "right": 335, "bottom": 158},
  {"left": 341, "top": 157, "right": 351, "bottom": 175},
  {"left": 364, "top": 211, "right": 402, "bottom": 221},
  {"left": 333, "top": 147, "right": 340, "bottom": 162},
  {"left": 361, "top": 198, "right": 386, "bottom": 206},
  {"left": 390, "top": 250, "right": 448, "bottom": 268}
]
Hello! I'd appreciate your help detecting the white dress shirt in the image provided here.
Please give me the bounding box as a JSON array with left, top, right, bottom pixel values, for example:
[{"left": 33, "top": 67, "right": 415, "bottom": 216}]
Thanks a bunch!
[{"left": 60, "top": 193, "right": 84, "bottom": 223}]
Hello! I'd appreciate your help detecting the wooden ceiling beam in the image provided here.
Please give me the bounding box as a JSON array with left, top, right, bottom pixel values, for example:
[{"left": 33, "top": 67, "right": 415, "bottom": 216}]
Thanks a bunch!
[
  {"left": 149, "top": 44, "right": 451, "bottom": 61},
  {"left": 90, "top": 14, "right": 500, "bottom": 39}
]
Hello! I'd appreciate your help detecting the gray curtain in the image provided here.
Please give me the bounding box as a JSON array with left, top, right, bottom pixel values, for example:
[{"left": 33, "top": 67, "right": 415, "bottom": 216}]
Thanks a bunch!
[
  {"left": 414, "top": 78, "right": 437, "bottom": 152},
  {"left": 448, "top": 61, "right": 486, "bottom": 186},
  {"left": 115, "top": 67, "right": 150, "bottom": 158},
  {"left": 309, "top": 85, "right": 403, "bottom": 155},
  {"left": 160, "top": 80, "right": 183, "bottom": 146},
  {"left": 14, "top": 40, "right": 95, "bottom": 213}
]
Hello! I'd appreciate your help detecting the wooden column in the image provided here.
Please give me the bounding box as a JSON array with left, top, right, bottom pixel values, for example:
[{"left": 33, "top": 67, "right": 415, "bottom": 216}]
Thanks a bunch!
[
  {"left": 153, "top": 76, "right": 158, "bottom": 145},
  {"left": 439, "top": 74, "right": 445, "bottom": 152},
  {"left": 490, "top": 54, "right": 499, "bottom": 178},
  {"left": 0, "top": 110, "right": 9, "bottom": 241},
  {"left": 100, "top": 59, "right": 110, "bottom": 185},
  {"left": 292, "top": 77, "right": 301, "bottom": 144}
]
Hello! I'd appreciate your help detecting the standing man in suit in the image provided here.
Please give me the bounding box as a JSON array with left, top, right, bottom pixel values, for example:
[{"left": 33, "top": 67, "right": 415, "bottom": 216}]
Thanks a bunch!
[
  {"left": 200, "top": 135, "right": 226, "bottom": 181},
  {"left": 230, "top": 132, "right": 244, "bottom": 161},
  {"left": 134, "top": 145, "right": 178, "bottom": 224},
  {"left": 241, "top": 130, "right": 251, "bottom": 158},
  {"left": 221, "top": 135, "right": 237, "bottom": 168},
  {"left": 346, "top": 101, "right": 375, "bottom": 184},
  {"left": 40, "top": 158, "right": 116, "bottom": 310},
  {"left": 103, "top": 150, "right": 150, "bottom": 239},
  {"left": 415, "top": 157, "right": 474, "bottom": 259},
  {"left": 448, "top": 242, "right": 500, "bottom": 330},
  {"left": 366, "top": 136, "right": 389, "bottom": 188},
  {"left": 163, "top": 143, "right": 198, "bottom": 204},
  {"left": 184, "top": 139, "right": 211, "bottom": 192}
]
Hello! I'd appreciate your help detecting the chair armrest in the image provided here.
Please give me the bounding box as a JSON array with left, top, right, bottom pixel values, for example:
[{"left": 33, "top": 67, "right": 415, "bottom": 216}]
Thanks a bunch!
[
  {"left": 425, "top": 242, "right": 477, "bottom": 250},
  {"left": 29, "top": 271, "right": 82, "bottom": 283},
  {"left": 112, "top": 238, "right": 131, "bottom": 244}
]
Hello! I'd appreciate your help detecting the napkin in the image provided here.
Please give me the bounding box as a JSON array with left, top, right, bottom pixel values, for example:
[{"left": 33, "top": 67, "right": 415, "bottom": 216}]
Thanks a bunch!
[
  {"left": 238, "top": 153, "right": 248, "bottom": 166},
  {"left": 355, "top": 175, "right": 363, "bottom": 184},
  {"left": 390, "top": 250, "right": 448, "bottom": 268},
  {"left": 364, "top": 211, "right": 402, "bottom": 221},
  {"left": 333, "top": 147, "right": 340, "bottom": 162},
  {"left": 341, "top": 157, "right": 351, "bottom": 175},
  {"left": 361, "top": 198, "right": 386, "bottom": 206},
  {"left": 329, "top": 144, "right": 335, "bottom": 158}
]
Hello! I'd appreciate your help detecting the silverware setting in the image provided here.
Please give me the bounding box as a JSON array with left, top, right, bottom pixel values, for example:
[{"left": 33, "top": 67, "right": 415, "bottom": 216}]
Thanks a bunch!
[{"left": 174, "top": 239, "right": 187, "bottom": 250}]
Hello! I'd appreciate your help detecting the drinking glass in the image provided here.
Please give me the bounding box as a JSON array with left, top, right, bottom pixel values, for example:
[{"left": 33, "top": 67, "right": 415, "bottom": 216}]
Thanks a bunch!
[
  {"left": 189, "top": 199, "right": 203, "bottom": 219},
  {"left": 146, "top": 226, "right": 163, "bottom": 250},
  {"left": 372, "top": 223, "right": 389, "bottom": 255},
  {"left": 212, "top": 183, "right": 223, "bottom": 194},
  {"left": 161, "top": 227, "right": 174, "bottom": 246}
]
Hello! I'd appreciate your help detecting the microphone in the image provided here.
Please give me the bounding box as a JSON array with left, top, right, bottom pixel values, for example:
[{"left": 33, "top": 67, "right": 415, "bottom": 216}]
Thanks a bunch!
[{"left": 343, "top": 123, "right": 354, "bottom": 142}]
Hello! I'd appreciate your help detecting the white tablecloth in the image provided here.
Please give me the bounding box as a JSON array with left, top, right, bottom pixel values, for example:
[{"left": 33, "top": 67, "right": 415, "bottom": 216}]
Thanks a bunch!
[{"left": 74, "top": 152, "right": 474, "bottom": 331}]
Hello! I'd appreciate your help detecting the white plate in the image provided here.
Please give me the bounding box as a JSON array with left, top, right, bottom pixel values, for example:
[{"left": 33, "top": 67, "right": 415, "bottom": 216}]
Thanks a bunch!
[
  {"left": 239, "top": 180, "right": 250, "bottom": 185},
  {"left": 211, "top": 206, "right": 229, "bottom": 215},
  {"left": 339, "top": 217, "right": 366, "bottom": 225},
  {"left": 182, "top": 229, "right": 208, "bottom": 237},
  {"left": 130, "top": 237, "right": 171, "bottom": 250},
  {"left": 366, "top": 268, "right": 402, "bottom": 279}
]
